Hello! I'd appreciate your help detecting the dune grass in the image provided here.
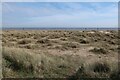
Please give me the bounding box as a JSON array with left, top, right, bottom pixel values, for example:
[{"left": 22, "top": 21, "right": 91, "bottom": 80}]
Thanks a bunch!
[
  {"left": 2, "top": 47, "right": 84, "bottom": 78},
  {"left": 2, "top": 47, "right": 119, "bottom": 78},
  {"left": 2, "top": 30, "right": 119, "bottom": 78}
]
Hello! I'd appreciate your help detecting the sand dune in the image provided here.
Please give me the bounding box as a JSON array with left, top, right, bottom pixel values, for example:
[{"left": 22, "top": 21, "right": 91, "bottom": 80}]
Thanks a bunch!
[{"left": 2, "top": 30, "right": 119, "bottom": 78}]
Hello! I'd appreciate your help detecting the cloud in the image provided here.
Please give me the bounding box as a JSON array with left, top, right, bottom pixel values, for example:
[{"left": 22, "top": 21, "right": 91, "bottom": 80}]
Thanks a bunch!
[{"left": 2, "top": 2, "right": 118, "bottom": 28}]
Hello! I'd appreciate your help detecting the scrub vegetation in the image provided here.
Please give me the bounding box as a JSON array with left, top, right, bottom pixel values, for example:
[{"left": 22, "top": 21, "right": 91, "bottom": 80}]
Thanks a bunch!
[{"left": 2, "top": 30, "right": 119, "bottom": 79}]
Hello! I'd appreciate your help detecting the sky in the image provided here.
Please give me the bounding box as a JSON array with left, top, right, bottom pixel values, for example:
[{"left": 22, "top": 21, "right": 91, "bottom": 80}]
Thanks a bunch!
[
  {"left": 0, "top": 3, "right": 1, "bottom": 28},
  {"left": 1, "top": 0, "right": 120, "bottom": 2},
  {"left": 2, "top": 2, "right": 118, "bottom": 28}
]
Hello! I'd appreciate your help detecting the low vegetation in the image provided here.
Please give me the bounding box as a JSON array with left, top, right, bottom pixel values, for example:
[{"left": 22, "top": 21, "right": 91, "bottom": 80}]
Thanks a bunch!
[
  {"left": 89, "top": 47, "right": 108, "bottom": 54},
  {"left": 2, "top": 30, "right": 119, "bottom": 79},
  {"left": 17, "top": 39, "right": 32, "bottom": 44}
]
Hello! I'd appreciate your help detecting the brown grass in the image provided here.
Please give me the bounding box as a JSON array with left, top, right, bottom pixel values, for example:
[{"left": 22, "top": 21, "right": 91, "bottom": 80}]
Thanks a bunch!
[
  {"left": 89, "top": 47, "right": 108, "bottom": 54},
  {"left": 2, "top": 30, "right": 119, "bottom": 78},
  {"left": 17, "top": 39, "right": 32, "bottom": 44}
]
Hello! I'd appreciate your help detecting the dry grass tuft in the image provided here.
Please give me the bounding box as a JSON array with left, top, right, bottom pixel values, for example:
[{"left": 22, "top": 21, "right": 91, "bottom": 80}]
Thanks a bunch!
[
  {"left": 3, "top": 47, "right": 39, "bottom": 72},
  {"left": 79, "top": 38, "right": 89, "bottom": 44},
  {"left": 37, "top": 38, "right": 49, "bottom": 44},
  {"left": 17, "top": 39, "right": 32, "bottom": 44},
  {"left": 89, "top": 47, "right": 108, "bottom": 54},
  {"left": 2, "top": 47, "right": 84, "bottom": 78},
  {"left": 93, "top": 62, "right": 110, "bottom": 73},
  {"left": 62, "top": 42, "right": 80, "bottom": 49}
]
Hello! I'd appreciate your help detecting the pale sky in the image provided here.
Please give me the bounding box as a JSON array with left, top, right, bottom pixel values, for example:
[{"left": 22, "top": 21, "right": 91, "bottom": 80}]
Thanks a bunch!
[
  {"left": 2, "top": 2, "right": 118, "bottom": 28},
  {"left": 1, "top": 0, "right": 120, "bottom": 2}
]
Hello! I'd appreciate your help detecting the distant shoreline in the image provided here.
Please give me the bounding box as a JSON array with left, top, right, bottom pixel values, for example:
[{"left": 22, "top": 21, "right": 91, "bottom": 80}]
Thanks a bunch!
[{"left": 2, "top": 27, "right": 119, "bottom": 30}]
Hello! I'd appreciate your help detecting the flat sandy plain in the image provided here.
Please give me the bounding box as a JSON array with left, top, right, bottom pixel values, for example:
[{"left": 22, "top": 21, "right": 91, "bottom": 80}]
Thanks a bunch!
[{"left": 2, "top": 30, "right": 120, "bottom": 78}]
